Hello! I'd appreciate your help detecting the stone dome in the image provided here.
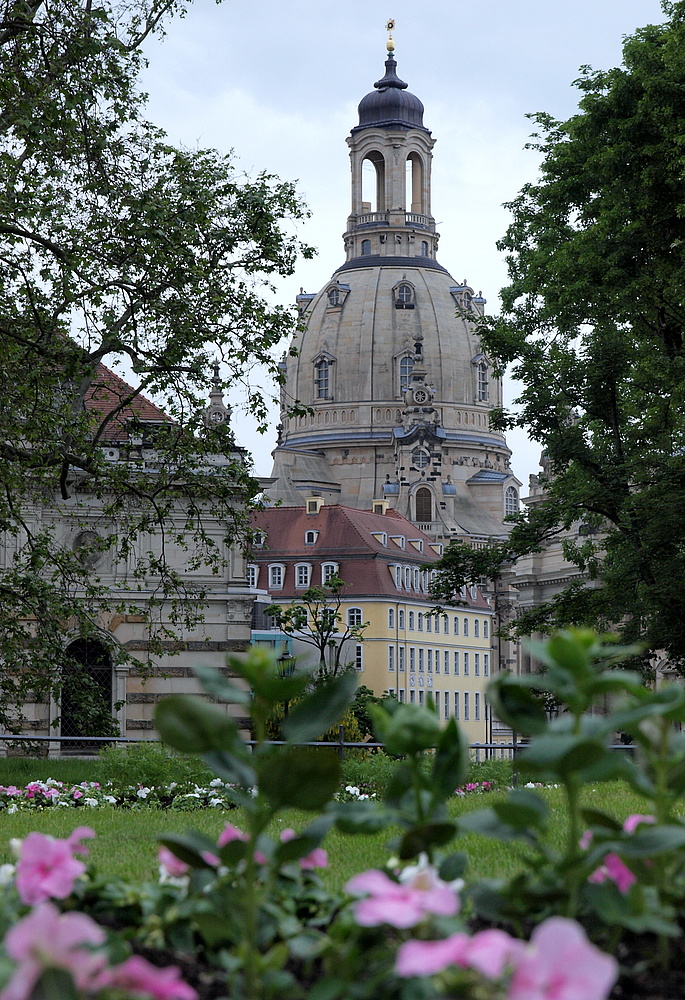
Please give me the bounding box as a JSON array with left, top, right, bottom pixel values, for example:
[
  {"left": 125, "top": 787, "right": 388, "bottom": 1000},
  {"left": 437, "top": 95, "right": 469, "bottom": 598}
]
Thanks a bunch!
[{"left": 356, "top": 54, "right": 427, "bottom": 131}]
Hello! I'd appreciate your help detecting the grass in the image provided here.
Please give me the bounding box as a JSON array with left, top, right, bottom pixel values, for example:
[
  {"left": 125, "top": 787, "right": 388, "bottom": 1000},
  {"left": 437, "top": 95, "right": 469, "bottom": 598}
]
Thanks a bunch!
[{"left": 0, "top": 781, "right": 663, "bottom": 888}]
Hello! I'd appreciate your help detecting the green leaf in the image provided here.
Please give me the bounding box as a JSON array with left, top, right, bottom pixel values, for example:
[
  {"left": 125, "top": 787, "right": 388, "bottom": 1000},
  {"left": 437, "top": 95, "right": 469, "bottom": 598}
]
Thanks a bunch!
[
  {"left": 431, "top": 717, "right": 468, "bottom": 798},
  {"left": 516, "top": 734, "right": 609, "bottom": 777},
  {"left": 158, "top": 831, "right": 220, "bottom": 869},
  {"left": 155, "top": 695, "right": 241, "bottom": 754},
  {"left": 439, "top": 851, "right": 469, "bottom": 881},
  {"left": 384, "top": 763, "right": 415, "bottom": 807},
  {"left": 580, "top": 809, "right": 623, "bottom": 832},
  {"left": 493, "top": 789, "right": 548, "bottom": 830},
  {"left": 283, "top": 671, "right": 358, "bottom": 743},
  {"left": 328, "top": 799, "right": 393, "bottom": 834},
  {"left": 487, "top": 674, "right": 548, "bottom": 737},
  {"left": 259, "top": 747, "right": 341, "bottom": 810},
  {"left": 274, "top": 814, "right": 334, "bottom": 864},
  {"left": 619, "top": 824, "right": 685, "bottom": 858},
  {"left": 458, "top": 808, "right": 533, "bottom": 842},
  {"left": 398, "top": 822, "right": 457, "bottom": 859},
  {"left": 201, "top": 749, "right": 256, "bottom": 788},
  {"left": 32, "top": 969, "right": 81, "bottom": 1000},
  {"left": 193, "top": 663, "right": 252, "bottom": 704}
]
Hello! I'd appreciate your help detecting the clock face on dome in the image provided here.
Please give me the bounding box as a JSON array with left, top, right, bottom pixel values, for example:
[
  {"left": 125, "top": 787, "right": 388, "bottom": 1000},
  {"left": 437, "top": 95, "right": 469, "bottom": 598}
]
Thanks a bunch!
[
  {"left": 413, "top": 389, "right": 428, "bottom": 404},
  {"left": 210, "top": 410, "right": 224, "bottom": 423}
]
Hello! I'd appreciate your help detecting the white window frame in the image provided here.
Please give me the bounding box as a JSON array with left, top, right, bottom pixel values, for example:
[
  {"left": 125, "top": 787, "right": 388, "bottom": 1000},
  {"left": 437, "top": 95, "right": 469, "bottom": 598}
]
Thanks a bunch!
[
  {"left": 247, "top": 564, "right": 259, "bottom": 590},
  {"left": 399, "top": 647, "right": 406, "bottom": 672},
  {"left": 388, "top": 607, "right": 395, "bottom": 629},
  {"left": 295, "top": 563, "right": 312, "bottom": 589},
  {"left": 483, "top": 620, "right": 489, "bottom": 639},
  {"left": 347, "top": 607, "right": 363, "bottom": 627},
  {"left": 305, "top": 530, "right": 319, "bottom": 546},
  {"left": 321, "top": 562, "right": 339, "bottom": 585},
  {"left": 388, "top": 646, "right": 395, "bottom": 672},
  {"left": 355, "top": 644, "right": 363, "bottom": 671},
  {"left": 464, "top": 652, "right": 470, "bottom": 676},
  {"left": 398, "top": 608, "right": 405, "bottom": 629},
  {"left": 268, "top": 563, "right": 285, "bottom": 589}
]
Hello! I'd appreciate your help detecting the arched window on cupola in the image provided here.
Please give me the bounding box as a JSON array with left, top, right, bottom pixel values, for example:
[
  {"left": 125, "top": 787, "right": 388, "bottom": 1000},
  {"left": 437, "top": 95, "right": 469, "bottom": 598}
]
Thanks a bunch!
[
  {"left": 398, "top": 354, "right": 414, "bottom": 395},
  {"left": 361, "top": 150, "right": 385, "bottom": 213},
  {"left": 405, "top": 153, "right": 424, "bottom": 214},
  {"left": 415, "top": 487, "right": 433, "bottom": 524},
  {"left": 477, "top": 361, "right": 488, "bottom": 401},
  {"left": 505, "top": 486, "right": 519, "bottom": 518},
  {"left": 314, "top": 355, "right": 335, "bottom": 400},
  {"left": 361, "top": 239, "right": 372, "bottom": 256}
]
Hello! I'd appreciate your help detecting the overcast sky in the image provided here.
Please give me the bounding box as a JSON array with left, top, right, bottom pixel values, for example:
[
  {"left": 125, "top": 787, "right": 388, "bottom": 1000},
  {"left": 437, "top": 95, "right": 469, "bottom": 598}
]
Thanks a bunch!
[{"left": 140, "top": 0, "right": 665, "bottom": 491}]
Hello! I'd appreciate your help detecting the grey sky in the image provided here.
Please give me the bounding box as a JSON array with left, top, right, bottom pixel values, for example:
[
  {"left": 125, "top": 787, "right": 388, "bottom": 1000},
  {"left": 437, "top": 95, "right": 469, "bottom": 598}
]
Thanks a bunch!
[{"left": 140, "top": 0, "right": 665, "bottom": 490}]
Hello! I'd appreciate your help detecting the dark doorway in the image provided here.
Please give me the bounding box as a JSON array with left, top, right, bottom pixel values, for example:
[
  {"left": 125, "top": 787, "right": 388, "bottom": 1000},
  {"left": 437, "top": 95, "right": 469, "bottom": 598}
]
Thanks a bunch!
[{"left": 60, "top": 639, "right": 115, "bottom": 752}]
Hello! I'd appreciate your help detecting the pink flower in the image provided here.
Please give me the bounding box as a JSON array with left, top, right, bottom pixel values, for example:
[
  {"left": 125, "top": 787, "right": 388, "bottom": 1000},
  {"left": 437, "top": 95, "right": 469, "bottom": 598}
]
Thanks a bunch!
[
  {"left": 346, "top": 867, "right": 459, "bottom": 928},
  {"left": 623, "top": 814, "right": 656, "bottom": 834},
  {"left": 279, "top": 829, "right": 328, "bottom": 870},
  {"left": 218, "top": 823, "right": 247, "bottom": 848},
  {"left": 97, "top": 955, "right": 197, "bottom": 1000},
  {"left": 507, "top": 917, "right": 618, "bottom": 1000},
  {"left": 588, "top": 853, "right": 636, "bottom": 893},
  {"left": 396, "top": 929, "right": 522, "bottom": 979},
  {"left": 15, "top": 828, "right": 94, "bottom": 905},
  {"left": 72, "top": 789, "right": 83, "bottom": 799},
  {"left": 1, "top": 901, "right": 107, "bottom": 1000},
  {"left": 158, "top": 847, "right": 189, "bottom": 878}
]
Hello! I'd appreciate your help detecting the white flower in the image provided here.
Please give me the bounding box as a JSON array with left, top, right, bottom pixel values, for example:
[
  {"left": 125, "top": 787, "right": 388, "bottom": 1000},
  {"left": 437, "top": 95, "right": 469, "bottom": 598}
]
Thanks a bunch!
[
  {"left": 399, "top": 854, "right": 464, "bottom": 894},
  {"left": 0, "top": 863, "right": 15, "bottom": 885},
  {"left": 104, "top": 795, "right": 117, "bottom": 805},
  {"left": 7, "top": 806, "right": 17, "bottom": 816},
  {"left": 84, "top": 798, "right": 98, "bottom": 808},
  {"left": 136, "top": 787, "right": 151, "bottom": 799},
  {"left": 9, "top": 838, "right": 22, "bottom": 859},
  {"left": 209, "top": 778, "right": 224, "bottom": 788},
  {"left": 209, "top": 798, "right": 224, "bottom": 808}
]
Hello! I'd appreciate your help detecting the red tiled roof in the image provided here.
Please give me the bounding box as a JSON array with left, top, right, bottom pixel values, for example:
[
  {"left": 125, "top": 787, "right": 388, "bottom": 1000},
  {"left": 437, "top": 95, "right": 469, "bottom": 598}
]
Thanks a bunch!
[
  {"left": 250, "top": 505, "right": 490, "bottom": 608},
  {"left": 85, "top": 364, "right": 173, "bottom": 442}
]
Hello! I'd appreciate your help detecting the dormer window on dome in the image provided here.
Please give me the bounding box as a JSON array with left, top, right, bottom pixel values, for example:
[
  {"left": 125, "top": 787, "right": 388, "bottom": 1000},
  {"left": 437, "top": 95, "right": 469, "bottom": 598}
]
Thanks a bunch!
[
  {"left": 326, "top": 283, "right": 350, "bottom": 309},
  {"left": 394, "top": 282, "right": 415, "bottom": 309},
  {"left": 313, "top": 352, "right": 335, "bottom": 401}
]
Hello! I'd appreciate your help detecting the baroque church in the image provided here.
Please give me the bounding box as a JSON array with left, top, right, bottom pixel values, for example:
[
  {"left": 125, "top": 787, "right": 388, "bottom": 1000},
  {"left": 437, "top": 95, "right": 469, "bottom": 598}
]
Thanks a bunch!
[{"left": 269, "top": 32, "right": 521, "bottom": 545}]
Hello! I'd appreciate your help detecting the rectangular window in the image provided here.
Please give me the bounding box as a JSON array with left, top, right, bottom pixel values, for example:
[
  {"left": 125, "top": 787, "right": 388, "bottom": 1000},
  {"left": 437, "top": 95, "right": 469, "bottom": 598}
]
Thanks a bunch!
[
  {"left": 444, "top": 691, "right": 450, "bottom": 718},
  {"left": 399, "top": 689, "right": 406, "bottom": 702},
  {"left": 464, "top": 692, "right": 470, "bottom": 721},
  {"left": 464, "top": 652, "right": 469, "bottom": 676},
  {"left": 474, "top": 653, "right": 480, "bottom": 676},
  {"left": 453, "top": 651, "right": 460, "bottom": 675},
  {"left": 394, "top": 566, "right": 402, "bottom": 588},
  {"left": 388, "top": 608, "right": 395, "bottom": 629},
  {"left": 398, "top": 609, "right": 405, "bottom": 629},
  {"left": 454, "top": 692, "right": 460, "bottom": 720},
  {"left": 427, "top": 650, "right": 433, "bottom": 673},
  {"left": 388, "top": 688, "right": 396, "bottom": 698},
  {"left": 296, "top": 564, "right": 311, "bottom": 588},
  {"left": 444, "top": 651, "right": 449, "bottom": 675},
  {"left": 410, "top": 690, "right": 416, "bottom": 703},
  {"left": 453, "top": 616, "right": 459, "bottom": 636},
  {"left": 484, "top": 653, "right": 489, "bottom": 677},
  {"left": 475, "top": 692, "right": 480, "bottom": 721},
  {"left": 399, "top": 647, "right": 406, "bottom": 672},
  {"left": 269, "top": 565, "right": 283, "bottom": 589},
  {"left": 418, "top": 691, "right": 424, "bottom": 706},
  {"left": 409, "top": 648, "right": 415, "bottom": 672},
  {"left": 418, "top": 649, "right": 424, "bottom": 673},
  {"left": 418, "top": 613, "right": 424, "bottom": 632},
  {"left": 388, "top": 646, "right": 395, "bottom": 672},
  {"left": 322, "top": 562, "right": 338, "bottom": 584},
  {"left": 247, "top": 565, "right": 258, "bottom": 589},
  {"left": 435, "top": 651, "right": 440, "bottom": 675},
  {"left": 463, "top": 618, "right": 469, "bottom": 637},
  {"left": 426, "top": 615, "right": 432, "bottom": 633},
  {"left": 443, "top": 615, "right": 449, "bottom": 635},
  {"left": 435, "top": 691, "right": 440, "bottom": 718},
  {"left": 355, "top": 645, "right": 363, "bottom": 671}
]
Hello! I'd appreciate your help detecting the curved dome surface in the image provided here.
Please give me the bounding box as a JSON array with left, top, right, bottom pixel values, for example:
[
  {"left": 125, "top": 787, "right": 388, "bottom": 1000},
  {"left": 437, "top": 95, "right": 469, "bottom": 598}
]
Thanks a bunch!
[{"left": 356, "top": 55, "right": 427, "bottom": 131}]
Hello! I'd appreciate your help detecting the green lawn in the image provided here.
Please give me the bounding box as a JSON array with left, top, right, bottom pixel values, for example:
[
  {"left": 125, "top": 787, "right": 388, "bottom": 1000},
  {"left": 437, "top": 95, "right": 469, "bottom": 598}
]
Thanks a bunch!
[{"left": 0, "top": 782, "right": 659, "bottom": 887}]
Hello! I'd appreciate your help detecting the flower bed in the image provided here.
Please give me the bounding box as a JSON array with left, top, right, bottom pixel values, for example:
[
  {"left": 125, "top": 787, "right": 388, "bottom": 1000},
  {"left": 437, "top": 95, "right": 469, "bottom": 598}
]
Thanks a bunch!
[{"left": 1, "top": 635, "right": 684, "bottom": 1000}]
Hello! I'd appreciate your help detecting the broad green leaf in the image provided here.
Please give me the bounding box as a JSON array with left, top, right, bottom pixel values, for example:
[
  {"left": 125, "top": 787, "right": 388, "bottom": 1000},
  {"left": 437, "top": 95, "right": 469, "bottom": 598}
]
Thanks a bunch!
[
  {"left": 201, "top": 749, "right": 256, "bottom": 788},
  {"left": 619, "top": 824, "right": 685, "bottom": 858},
  {"left": 158, "top": 830, "right": 220, "bottom": 869},
  {"left": 432, "top": 717, "right": 468, "bottom": 798},
  {"left": 398, "top": 822, "right": 457, "bottom": 859},
  {"left": 384, "top": 763, "right": 415, "bottom": 807},
  {"left": 274, "top": 814, "right": 334, "bottom": 864},
  {"left": 493, "top": 789, "right": 548, "bottom": 830},
  {"left": 193, "top": 663, "right": 251, "bottom": 704},
  {"left": 283, "top": 671, "right": 358, "bottom": 743},
  {"left": 32, "top": 969, "right": 80, "bottom": 1000},
  {"left": 580, "top": 808, "right": 623, "bottom": 832},
  {"left": 259, "top": 747, "right": 341, "bottom": 811},
  {"left": 458, "top": 808, "right": 534, "bottom": 843},
  {"left": 329, "top": 799, "right": 393, "bottom": 834},
  {"left": 487, "top": 674, "right": 548, "bottom": 737},
  {"left": 439, "top": 851, "right": 469, "bottom": 881},
  {"left": 155, "top": 695, "right": 241, "bottom": 754}
]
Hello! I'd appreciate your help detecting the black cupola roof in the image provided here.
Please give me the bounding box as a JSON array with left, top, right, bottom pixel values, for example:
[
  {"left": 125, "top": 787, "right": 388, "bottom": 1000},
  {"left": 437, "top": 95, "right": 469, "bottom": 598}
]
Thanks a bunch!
[{"left": 355, "top": 54, "right": 428, "bottom": 132}]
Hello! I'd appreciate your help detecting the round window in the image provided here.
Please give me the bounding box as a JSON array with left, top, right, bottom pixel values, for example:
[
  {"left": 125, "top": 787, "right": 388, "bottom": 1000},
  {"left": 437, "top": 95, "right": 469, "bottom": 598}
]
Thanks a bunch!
[{"left": 412, "top": 448, "right": 430, "bottom": 469}]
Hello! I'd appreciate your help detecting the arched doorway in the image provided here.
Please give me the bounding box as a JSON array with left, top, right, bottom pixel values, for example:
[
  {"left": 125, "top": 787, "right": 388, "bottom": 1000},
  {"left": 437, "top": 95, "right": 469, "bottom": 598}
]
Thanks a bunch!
[
  {"left": 60, "top": 639, "right": 115, "bottom": 751},
  {"left": 415, "top": 487, "right": 433, "bottom": 524}
]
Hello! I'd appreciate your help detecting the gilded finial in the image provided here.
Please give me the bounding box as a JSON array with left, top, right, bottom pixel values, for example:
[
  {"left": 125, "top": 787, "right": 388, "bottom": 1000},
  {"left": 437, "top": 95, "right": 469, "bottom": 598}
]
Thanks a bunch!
[{"left": 386, "top": 18, "right": 395, "bottom": 53}]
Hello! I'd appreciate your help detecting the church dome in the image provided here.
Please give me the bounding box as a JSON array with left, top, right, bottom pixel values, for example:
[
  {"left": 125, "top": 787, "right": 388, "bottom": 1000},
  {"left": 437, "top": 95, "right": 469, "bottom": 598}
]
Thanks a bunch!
[{"left": 356, "top": 54, "right": 427, "bottom": 131}]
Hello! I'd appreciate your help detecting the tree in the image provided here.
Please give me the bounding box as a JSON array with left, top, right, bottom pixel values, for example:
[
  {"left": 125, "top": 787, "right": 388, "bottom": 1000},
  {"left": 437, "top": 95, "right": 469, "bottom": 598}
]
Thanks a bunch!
[
  {"left": 432, "top": 1, "right": 685, "bottom": 671},
  {"left": 0, "top": 1, "right": 313, "bottom": 728},
  {"left": 266, "top": 576, "right": 368, "bottom": 678}
]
